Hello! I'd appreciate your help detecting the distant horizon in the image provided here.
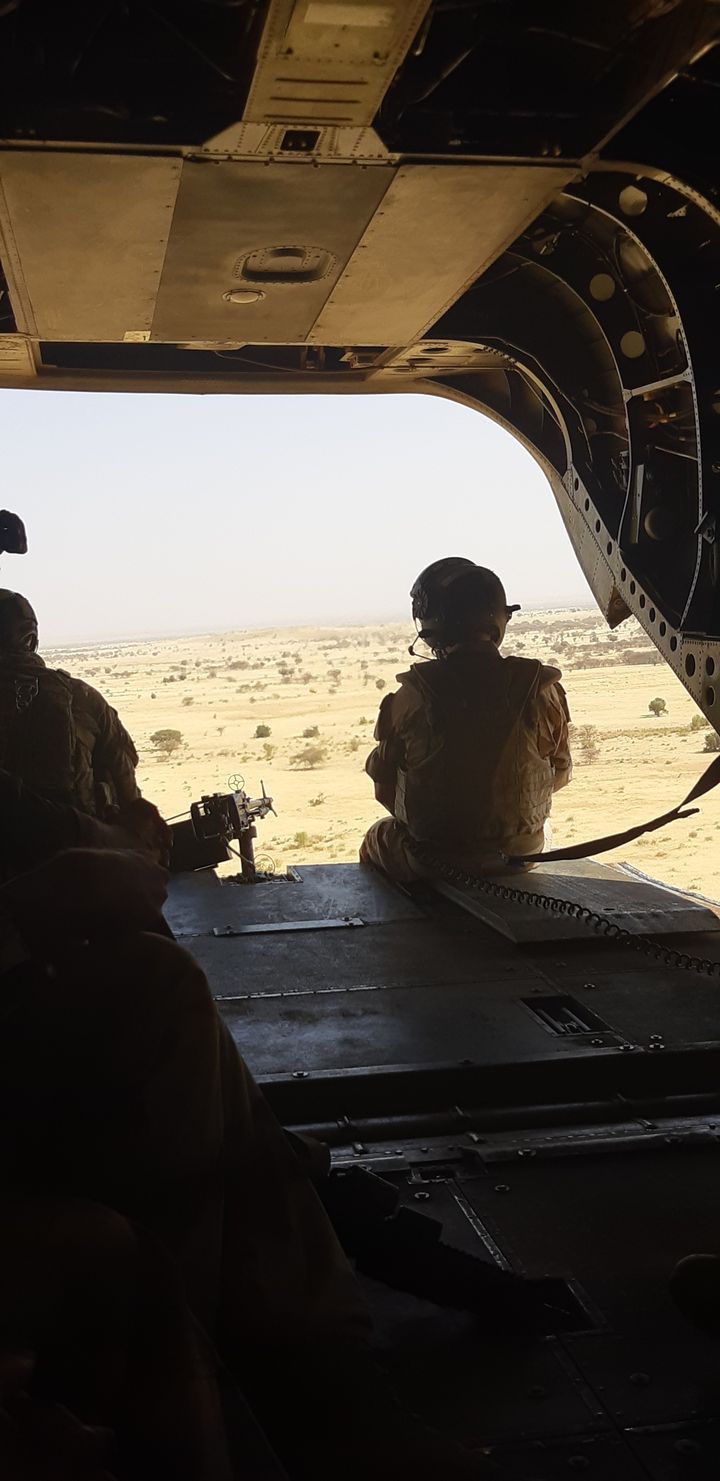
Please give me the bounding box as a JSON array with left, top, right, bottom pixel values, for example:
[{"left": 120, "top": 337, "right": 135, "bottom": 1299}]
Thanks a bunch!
[
  {"left": 43, "top": 600, "right": 600, "bottom": 652},
  {"left": 1, "top": 389, "right": 595, "bottom": 643}
]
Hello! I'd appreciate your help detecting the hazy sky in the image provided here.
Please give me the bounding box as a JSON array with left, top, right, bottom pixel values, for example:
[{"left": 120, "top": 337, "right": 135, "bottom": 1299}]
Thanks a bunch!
[{"left": 0, "top": 389, "right": 592, "bottom": 644}]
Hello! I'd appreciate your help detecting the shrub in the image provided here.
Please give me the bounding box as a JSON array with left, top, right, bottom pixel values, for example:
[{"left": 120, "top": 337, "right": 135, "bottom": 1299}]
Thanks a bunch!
[
  {"left": 704, "top": 732, "right": 720, "bottom": 752},
  {"left": 648, "top": 697, "right": 667, "bottom": 717},
  {"left": 150, "top": 728, "right": 183, "bottom": 756},
  {"left": 291, "top": 745, "right": 327, "bottom": 770},
  {"left": 302, "top": 725, "right": 320, "bottom": 738},
  {"left": 349, "top": 737, "right": 361, "bottom": 752},
  {"left": 308, "top": 793, "right": 326, "bottom": 807},
  {"left": 577, "top": 724, "right": 600, "bottom": 762},
  {"left": 255, "top": 724, "right": 271, "bottom": 738},
  {"left": 375, "top": 678, "right": 386, "bottom": 691},
  {"left": 690, "top": 713, "right": 711, "bottom": 731},
  {"left": 294, "top": 830, "right": 310, "bottom": 848},
  {"left": 262, "top": 742, "right": 276, "bottom": 761},
  {"left": 358, "top": 716, "right": 371, "bottom": 725},
  {"left": 181, "top": 696, "right": 194, "bottom": 706}
]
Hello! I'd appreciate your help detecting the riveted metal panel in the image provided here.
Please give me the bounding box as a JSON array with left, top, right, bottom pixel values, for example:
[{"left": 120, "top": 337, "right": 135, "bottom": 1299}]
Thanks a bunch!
[
  {"left": 310, "top": 163, "right": 574, "bottom": 344},
  {"left": 151, "top": 158, "right": 392, "bottom": 343},
  {"left": 243, "top": 0, "right": 431, "bottom": 127},
  {"left": 0, "top": 153, "right": 181, "bottom": 342}
]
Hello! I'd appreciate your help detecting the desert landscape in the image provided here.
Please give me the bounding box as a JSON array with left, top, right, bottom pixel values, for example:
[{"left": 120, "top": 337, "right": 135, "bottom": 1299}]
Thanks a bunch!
[{"left": 47, "top": 610, "right": 720, "bottom": 900}]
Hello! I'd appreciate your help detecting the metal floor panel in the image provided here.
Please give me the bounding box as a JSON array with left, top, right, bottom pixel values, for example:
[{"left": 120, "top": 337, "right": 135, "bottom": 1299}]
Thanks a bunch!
[
  {"left": 351, "top": 1148, "right": 720, "bottom": 1475},
  {"left": 220, "top": 979, "right": 623, "bottom": 1077},
  {"left": 166, "top": 863, "right": 423, "bottom": 938},
  {"left": 433, "top": 858, "right": 720, "bottom": 942},
  {"left": 190, "top": 920, "right": 547, "bottom": 1000}
]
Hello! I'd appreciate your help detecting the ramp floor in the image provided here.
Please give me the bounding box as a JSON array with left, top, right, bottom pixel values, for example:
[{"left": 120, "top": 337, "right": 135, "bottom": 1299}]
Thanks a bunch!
[{"left": 165, "top": 862, "right": 720, "bottom": 1480}]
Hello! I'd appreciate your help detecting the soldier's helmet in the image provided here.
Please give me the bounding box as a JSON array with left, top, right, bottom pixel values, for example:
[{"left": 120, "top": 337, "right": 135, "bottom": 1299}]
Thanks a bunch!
[
  {"left": 0, "top": 590, "right": 39, "bottom": 653},
  {"left": 410, "top": 557, "right": 519, "bottom": 651}
]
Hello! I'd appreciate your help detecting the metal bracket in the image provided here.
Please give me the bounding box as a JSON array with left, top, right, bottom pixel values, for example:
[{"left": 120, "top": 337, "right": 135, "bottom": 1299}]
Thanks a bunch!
[{"left": 211, "top": 915, "right": 365, "bottom": 937}]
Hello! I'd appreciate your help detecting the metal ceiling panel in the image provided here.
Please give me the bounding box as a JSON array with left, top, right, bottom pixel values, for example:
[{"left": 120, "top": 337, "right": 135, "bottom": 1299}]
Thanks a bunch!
[
  {"left": 310, "top": 164, "right": 575, "bottom": 345},
  {"left": 151, "top": 159, "right": 393, "bottom": 344},
  {"left": 243, "top": 0, "right": 431, "bottom": 127},
  {"left": 0, "top": 153, "right": 181, "bottom": 342}
]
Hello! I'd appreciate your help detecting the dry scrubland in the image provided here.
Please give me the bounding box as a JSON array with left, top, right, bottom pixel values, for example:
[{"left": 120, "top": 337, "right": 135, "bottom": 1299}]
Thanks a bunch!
[{"left": 47, "top": 612, "right": 720, "bottom": 899}]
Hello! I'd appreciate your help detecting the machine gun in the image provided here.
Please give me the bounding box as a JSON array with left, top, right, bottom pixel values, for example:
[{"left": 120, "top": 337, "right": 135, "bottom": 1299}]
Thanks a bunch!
[{"left": 169, "top": 777, "right": 275, "bottom": 879}]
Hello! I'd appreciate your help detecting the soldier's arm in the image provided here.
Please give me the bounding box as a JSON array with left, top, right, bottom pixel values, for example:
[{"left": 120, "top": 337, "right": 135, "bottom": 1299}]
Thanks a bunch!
[
  {"left": 534, "top": 667, "right": 572, "bottom": 791},
  {"left": 542, "top": 680, "right": 573, "bottom": 791},
  {"left": 0, "top": 768, "right": 129, "bottom": 879},
  {"left": 365, "top": 692, "right": 403, "bottom": 812},
  {"left": 86, "top": 687, "right": 141, "bottom": 808}
]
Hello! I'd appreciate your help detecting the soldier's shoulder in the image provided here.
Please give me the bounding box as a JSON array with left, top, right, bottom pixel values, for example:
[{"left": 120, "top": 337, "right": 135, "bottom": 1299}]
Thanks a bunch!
[
  {"left": 503, "top": 653, "right": 552, "bottom": 682},
  {"left": 61, "top": 672, "right": 114, "bottom": 714},
  {"left": 539, "top": 662, "right": 563, "bottom": 687}
]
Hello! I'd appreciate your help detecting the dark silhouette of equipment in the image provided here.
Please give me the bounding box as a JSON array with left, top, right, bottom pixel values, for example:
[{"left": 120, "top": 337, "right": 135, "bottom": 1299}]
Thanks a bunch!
[{"left": 169, "top": 782, "right": 275, "bottom": 879}]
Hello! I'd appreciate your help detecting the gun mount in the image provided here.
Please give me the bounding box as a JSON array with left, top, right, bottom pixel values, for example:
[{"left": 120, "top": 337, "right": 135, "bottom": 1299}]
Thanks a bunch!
[{"left": 169, "top": 778, "right": 275, "bottom": 880}]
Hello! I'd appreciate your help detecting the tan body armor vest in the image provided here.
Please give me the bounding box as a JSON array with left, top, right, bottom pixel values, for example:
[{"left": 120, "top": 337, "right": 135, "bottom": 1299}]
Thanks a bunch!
[{"left": 394, "top": 651, "right": 555, "bottom": 857}]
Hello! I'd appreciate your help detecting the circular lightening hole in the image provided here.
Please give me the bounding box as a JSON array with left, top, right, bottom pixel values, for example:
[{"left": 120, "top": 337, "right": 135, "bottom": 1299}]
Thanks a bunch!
[
  {"left": 707, "top": 656, "right": 716, "bottom": 677},
  {"left": 584, "top": 498, "right": 590, "bottom": 512},
  {"left": 620, "top": 330, "right": 646, "bottom": 359},
  {"left": 685, "top": 654, "right": 696, "bottom": 677},
  {"left": 590, "top": 273, "right": 616, "bottom": 301},
  {"left": 630, "top": 580, "right": 636, "bottom": 595},
  {"left": 618, "top": 185, "right": 648, "bottom": 217},
  {"left": 607, "top": 542, "right": 613, "bottom": 556},
  {"left": 639, "top": 594, "right": 646, "bottom": 609},
  {"left": 707, "top": 687, "right": 716, "bottom": 707},
  {"left": 595, "top": 519, "right": 601, "bottom": 533},
  {"left": 659, "top": 621, "right": 666, "bottom": 637},
  {"left": 670, "top": 636, "right": 678, "bottom": 652},
  {"left": 620, "top": 567, "right": 627, "bottom": 581},
  {"left": 649, "top": 607, "right": 656, "bottom": 622}
]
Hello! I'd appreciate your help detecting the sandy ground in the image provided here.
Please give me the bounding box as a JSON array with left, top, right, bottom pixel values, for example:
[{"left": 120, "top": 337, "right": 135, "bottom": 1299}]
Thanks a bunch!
[{"left": 47, "top": 610, "right": 720, "bottom": 899}]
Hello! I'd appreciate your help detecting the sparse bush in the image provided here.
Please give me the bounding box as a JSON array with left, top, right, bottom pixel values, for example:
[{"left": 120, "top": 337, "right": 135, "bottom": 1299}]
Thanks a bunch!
[
  {"left": 294, "top": 831, "right": 310, "bottom": 848},
  {"left": 217, "top": 726, "right": 225, "bottom": 736},
  {"left": 690, "top": 713, "right": 711, "bottom": 731},
  {"left": 262, "top": 742, "right": 276, "bottom": 761},
  {"left": 704, "top": 732, "right": 720, "bottom": 752},
  {"left": 291, "top": 745, "right": 327, "bottom": 770},
  {"left": 577, "top": 724, "right": 600, "bottom": 762},
  {"left": 302, "top": 726, "right": 320, "bottom": 738},
  {"left": 150, "top": 692, "right": 156, "bottom": 699},
  {"left": 182, "top": 696, "right": 194, "bottom": 706},
  {"left": 309, "top": 793, "right": 326, "bottom": 808},
  {"left": 349, "top": 737, "right": 361, "bottom": 752},
  {"left": 150, "top": 728, "right": 183, "bottom": 756},
  {"left": 375, "top": 679, "right": 386, "bottom": 691},
  {"left": 648, "top": 697, "right": 667, "bottom": 717},
  {"left": 359, "top": 716, "right": 371, "bottom": 725},
  {"left": 255, "top": 724, "right": 272, "bottom": 738}
]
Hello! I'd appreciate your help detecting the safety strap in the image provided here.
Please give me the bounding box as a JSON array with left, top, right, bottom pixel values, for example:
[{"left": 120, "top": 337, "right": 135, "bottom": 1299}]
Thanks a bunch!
[{"left": 506, "top": 753, "right": 720, "bottom": 866}]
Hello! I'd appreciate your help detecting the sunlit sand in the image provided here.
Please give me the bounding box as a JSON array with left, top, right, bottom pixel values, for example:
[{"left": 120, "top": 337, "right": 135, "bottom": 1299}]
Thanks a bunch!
[{"left": 47, "top": 612, "right": 720, "bottom": 898}]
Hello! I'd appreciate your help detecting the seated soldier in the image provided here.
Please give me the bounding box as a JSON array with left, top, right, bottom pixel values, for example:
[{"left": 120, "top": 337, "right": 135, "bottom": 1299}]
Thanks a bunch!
[
  {"left": 0, "top": 589, "right": 164, "bottom": 849},
  {"left": 361, "top": 557, "right": 572, "bottom": 883}
]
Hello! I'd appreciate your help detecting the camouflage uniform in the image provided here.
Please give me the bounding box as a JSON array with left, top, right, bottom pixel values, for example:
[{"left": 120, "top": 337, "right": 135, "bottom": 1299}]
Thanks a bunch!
[
  {"left": 0, "top": 650, "right": 139, "bottom": 817},
  {"left": 361, "top": 646, "right": 572, "bottom": 881},
  {"left": 0, "top": 775, "right": 366, "bottom": 1356}
]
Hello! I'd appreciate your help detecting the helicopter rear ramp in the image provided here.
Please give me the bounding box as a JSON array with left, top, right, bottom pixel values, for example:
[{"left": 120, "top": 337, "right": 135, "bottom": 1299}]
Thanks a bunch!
[{"left": 165, "top": 860, "right": 720, "bottom": 1478}]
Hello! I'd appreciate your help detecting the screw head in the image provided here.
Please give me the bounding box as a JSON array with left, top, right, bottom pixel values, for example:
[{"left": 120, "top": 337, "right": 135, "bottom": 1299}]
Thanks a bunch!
[{"left": 494, "top": 1184, "right": 511, "bottom": 1194}]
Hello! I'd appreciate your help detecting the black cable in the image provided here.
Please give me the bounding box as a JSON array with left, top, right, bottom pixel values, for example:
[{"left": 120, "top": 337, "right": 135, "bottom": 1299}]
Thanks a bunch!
[{"left": 411, "top": 844, "right": 720, "bottom": 981}]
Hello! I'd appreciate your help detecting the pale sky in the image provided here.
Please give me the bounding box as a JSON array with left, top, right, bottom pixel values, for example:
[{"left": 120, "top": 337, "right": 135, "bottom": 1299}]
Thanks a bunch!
[{"left": 0, "top": 389, "right": 592, "bottom": 644}]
